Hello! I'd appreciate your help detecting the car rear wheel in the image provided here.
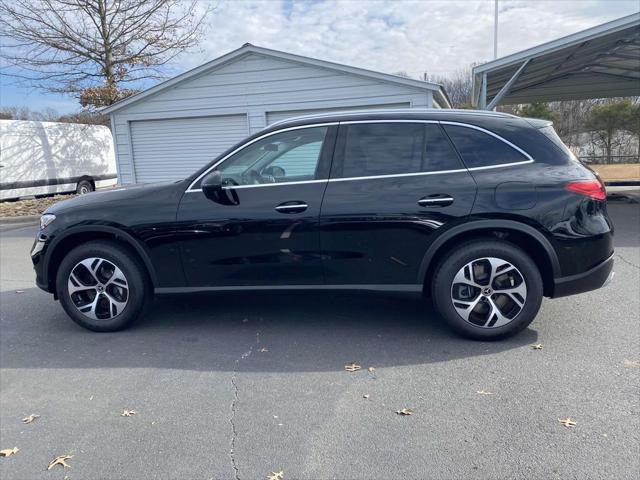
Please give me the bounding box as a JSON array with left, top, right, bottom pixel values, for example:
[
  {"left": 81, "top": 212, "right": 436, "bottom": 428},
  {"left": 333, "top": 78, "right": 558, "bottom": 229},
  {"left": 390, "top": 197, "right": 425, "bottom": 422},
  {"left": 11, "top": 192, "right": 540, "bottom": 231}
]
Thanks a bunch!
[
  {"left": 432, "top": 240, "right": 543, "bottom": 340},
  {"left": 56, "top": 241, "right": 149, "bottom": 331}
]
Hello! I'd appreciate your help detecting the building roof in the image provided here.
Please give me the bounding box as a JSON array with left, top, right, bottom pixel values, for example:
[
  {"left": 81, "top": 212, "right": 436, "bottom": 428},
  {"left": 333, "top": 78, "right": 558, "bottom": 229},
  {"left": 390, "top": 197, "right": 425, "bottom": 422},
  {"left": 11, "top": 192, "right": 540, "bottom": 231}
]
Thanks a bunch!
[
  {"left": 473, "top": 13, "right": 640, "bottom": 106},
  {"left": 104, "top": 44, "right": 451, "bottom": 114}
]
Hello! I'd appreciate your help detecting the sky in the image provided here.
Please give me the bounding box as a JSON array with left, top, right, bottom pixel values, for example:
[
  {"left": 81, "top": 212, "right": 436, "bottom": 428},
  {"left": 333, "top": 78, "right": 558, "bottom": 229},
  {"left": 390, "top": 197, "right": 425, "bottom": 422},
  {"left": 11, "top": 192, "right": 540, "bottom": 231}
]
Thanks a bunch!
[{"left": 1, "top": 0, "right": 638, "bottom": 114}]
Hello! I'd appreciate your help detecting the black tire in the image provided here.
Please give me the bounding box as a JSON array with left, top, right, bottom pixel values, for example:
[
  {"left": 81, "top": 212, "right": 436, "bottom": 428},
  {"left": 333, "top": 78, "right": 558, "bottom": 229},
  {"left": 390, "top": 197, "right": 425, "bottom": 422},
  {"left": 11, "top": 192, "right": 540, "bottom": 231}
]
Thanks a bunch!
[
  {"left": 56, "top": 241, "right": 149, "bottom": 332},
  {"left": 76, "top": 179, "right": 94, "bottom": 195},
  {"left": 431, "top": 240, "right": 543, "bottom": 340}
]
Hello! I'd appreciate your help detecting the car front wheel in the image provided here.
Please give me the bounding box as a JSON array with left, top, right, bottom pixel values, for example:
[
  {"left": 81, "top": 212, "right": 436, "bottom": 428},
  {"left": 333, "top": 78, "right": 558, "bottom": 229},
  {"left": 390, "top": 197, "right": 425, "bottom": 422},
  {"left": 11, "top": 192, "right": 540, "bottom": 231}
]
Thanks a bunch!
[
  {"left": 56, "top": 241, "right": 149, "bottom": 331},
  {"left": 432, "top": 240, "right": 543, "bottom": 340}
]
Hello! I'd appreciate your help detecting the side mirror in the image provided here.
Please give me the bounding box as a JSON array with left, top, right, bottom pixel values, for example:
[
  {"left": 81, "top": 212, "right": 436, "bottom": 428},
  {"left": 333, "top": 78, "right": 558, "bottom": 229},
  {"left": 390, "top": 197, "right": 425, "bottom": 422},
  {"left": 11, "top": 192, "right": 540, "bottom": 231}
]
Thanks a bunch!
[
  {"left": 201, "top": 170, "right": 239, "bottom": 205},
  {"left": 201, "top": 170, "right": 223, "bottom": 200}
]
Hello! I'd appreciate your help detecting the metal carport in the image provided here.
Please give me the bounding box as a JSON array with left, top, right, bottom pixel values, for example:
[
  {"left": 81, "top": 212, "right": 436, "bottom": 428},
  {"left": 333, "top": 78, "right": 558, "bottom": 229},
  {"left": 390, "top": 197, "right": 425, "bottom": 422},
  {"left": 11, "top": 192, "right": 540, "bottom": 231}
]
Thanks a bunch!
[{"left": 473, "top": 13, "right": 640, "bottom": 110}]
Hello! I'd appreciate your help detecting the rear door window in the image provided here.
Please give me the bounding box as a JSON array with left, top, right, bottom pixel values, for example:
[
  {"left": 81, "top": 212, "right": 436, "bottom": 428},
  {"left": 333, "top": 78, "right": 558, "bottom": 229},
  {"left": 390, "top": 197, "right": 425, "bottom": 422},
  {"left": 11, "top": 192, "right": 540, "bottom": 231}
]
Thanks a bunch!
[
  {"left": 423, "top": 124, "right": 464, "bottom": 172},
  {"left": 336, "top": 123, "right": 464, "bottom": 178},
  {"left": 340, "top": 123, "right": 424, "bottom": 177},
  {"left": 443, "top": 125, "right": 528, "bottom": 168}
]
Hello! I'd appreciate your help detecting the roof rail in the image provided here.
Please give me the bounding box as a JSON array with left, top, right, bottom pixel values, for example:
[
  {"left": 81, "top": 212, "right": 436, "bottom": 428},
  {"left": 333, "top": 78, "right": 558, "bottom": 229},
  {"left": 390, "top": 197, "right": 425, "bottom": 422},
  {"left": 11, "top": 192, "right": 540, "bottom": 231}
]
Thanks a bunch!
[{"left": 267, "top": 108, "right": 517, "bottom": 128}]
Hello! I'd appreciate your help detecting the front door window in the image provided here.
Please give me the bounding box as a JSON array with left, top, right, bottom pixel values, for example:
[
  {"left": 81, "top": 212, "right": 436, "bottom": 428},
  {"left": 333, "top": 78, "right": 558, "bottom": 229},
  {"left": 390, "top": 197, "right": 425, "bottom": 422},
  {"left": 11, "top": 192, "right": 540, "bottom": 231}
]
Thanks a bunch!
[{"left": 216, "top": 127, "right": 328, "bottom": 186}]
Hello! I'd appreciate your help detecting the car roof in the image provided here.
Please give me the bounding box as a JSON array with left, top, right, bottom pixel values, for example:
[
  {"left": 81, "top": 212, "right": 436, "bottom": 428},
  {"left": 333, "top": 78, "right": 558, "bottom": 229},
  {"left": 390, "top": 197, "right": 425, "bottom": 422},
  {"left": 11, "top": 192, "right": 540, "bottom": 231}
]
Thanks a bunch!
[{"left": 266, "top": 108, "right": 519, "bottom": 130}]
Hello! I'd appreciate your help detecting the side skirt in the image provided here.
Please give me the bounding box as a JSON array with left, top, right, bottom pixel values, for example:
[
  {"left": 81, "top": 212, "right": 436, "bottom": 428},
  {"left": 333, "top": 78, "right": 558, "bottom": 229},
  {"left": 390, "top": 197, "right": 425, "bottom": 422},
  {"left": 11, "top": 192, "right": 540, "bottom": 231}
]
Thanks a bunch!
[{"left": 155, "top": 284, "right": 423, "bottom": 294}]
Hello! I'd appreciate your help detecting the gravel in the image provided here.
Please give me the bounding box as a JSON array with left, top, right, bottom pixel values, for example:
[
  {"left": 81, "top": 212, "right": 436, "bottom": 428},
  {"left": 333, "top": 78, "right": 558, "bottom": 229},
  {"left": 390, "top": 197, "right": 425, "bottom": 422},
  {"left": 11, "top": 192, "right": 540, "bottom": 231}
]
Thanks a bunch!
[{"left": 0, "top": 195, "right": 76, "bottom": 218}]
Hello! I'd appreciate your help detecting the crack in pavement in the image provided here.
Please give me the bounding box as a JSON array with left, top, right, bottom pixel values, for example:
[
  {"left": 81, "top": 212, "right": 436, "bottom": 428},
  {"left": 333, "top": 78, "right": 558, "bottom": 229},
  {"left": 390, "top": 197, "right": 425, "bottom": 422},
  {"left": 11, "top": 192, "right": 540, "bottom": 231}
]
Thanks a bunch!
[
  {"left": 616, "top": 253, "right": 640, "bottom": 270},
  {"left": 229, "top": 330, "right": 261, "bottom": 480}
]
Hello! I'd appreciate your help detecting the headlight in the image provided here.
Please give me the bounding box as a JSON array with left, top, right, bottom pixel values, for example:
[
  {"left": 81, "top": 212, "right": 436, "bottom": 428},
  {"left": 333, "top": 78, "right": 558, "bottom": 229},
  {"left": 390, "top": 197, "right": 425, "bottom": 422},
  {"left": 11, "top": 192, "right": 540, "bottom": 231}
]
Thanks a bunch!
[{"left": 40, "top": 214, "right": 56, "bottom": 230}]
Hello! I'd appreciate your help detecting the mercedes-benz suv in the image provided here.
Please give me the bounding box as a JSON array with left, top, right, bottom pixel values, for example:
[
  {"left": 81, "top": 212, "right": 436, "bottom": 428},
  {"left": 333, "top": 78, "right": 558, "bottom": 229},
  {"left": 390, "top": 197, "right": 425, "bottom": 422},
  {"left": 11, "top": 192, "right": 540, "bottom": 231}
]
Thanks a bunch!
[{"left": 32, "top": 109, "right": 614, "bottom": 339}]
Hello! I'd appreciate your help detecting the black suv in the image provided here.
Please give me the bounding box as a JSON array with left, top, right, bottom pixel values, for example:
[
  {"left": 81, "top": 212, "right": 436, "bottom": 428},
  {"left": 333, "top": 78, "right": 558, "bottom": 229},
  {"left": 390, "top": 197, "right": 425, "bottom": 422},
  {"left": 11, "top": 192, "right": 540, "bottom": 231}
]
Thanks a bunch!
[{"left": 32, "top": 109, "right": 614, "bottom": 339}]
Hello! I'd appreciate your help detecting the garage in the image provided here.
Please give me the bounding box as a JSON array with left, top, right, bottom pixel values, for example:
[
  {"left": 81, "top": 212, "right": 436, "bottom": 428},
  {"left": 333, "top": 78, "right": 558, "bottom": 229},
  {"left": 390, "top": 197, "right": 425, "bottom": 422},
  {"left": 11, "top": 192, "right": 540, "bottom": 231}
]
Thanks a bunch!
[
  {"left": 104, "top": 44, "right": 450, "bottom": 184},
  {"left": 130, "top": 115, "right": 247, "bottom": 182}
]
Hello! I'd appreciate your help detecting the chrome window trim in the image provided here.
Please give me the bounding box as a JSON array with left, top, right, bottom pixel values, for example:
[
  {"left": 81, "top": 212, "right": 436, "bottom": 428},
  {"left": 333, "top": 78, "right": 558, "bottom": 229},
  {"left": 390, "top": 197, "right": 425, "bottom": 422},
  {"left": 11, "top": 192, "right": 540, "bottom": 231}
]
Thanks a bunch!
[
  {"left": 185, "top": 119, "right": 533, "bottom": 193},
  {"left": 327, "top": 168, "right": 468, "bottom": 183}
]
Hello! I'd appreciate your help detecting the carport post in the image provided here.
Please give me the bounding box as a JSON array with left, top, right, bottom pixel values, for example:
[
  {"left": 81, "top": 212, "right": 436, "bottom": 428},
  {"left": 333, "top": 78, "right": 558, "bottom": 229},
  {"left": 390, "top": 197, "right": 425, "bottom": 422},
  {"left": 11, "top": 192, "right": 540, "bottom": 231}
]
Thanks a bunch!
[
  {"left": 479, "top": 72, "right": 488, "bottom": 109},
  {"left": 485, "top": 58, "right": 531, "bottom": 110}
]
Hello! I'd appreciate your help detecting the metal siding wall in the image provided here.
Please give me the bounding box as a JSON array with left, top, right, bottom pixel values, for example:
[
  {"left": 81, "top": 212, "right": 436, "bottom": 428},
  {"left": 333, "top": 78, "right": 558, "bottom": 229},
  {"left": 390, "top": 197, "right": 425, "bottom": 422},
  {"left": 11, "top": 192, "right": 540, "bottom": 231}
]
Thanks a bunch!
[{"left": 130, "top": 115, "right": 247, "bottom": 182}]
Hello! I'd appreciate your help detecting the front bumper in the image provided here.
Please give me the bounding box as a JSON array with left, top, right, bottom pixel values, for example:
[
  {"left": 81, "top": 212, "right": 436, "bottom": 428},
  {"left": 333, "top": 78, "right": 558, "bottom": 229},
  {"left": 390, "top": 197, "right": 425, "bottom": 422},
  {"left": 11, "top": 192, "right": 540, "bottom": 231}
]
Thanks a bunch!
[
  {"left": 552, "top": 254, "right": 614, "bottom": 298},
  {"left": 31, "top": 234, "right": 53, "bottom": 293}
]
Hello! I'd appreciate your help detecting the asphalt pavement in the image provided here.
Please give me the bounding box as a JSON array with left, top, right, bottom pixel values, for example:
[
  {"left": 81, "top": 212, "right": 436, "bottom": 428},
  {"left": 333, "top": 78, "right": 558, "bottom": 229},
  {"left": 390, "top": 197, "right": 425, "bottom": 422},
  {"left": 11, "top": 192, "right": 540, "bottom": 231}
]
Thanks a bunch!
[{"left": 0, "top": 202, "right": 638, "bottom": 480}]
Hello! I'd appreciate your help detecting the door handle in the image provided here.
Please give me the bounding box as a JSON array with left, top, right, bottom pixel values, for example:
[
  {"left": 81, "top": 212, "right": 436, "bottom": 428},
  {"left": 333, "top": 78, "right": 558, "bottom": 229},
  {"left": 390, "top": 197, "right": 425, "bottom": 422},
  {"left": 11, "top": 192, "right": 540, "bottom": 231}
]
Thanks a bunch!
[
  {"left": 418, "top": 195, "right": 454, "bottom": 207},
  {"left": 275, "top": 201, "right": 308, "bottom": 214}
]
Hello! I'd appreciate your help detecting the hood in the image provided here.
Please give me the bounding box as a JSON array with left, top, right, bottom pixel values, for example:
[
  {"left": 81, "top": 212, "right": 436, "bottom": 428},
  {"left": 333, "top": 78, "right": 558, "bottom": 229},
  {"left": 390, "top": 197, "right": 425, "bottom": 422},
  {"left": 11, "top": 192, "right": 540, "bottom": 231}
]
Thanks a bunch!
[{"left": 46, "top": 181, "right": 185, "bottom": 214}]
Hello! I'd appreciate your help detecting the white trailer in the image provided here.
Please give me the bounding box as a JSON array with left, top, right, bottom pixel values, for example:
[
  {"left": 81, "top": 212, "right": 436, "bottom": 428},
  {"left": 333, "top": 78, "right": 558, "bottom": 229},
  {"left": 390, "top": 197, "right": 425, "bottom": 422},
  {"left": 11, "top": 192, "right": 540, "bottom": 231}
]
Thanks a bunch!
[{"left": 0, "top": 119, "right": 118, "bottom": 201}]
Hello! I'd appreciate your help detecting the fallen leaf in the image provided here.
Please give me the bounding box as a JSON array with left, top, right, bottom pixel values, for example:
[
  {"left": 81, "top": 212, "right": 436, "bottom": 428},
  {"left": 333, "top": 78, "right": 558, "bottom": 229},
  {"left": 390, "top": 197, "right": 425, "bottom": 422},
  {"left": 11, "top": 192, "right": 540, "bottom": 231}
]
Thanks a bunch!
[
  {"left": 344, "top": 363, "right": 361, "bottom": 372},
  {"left": 623, "top": 359, "right": 640, "bottom": 368},
  {"left": 121, "top": 410, "right": 137, "bottom": 417},
  {"left": 396, "top": 408, "right": 414, "bottom": 416},
  {"left": 22, "top": 414, "right": 40, "bottom": 424},
  {"left": 363, "top": 394, "right": 370, "bottom": 399},
  {"left": 559, "top": 417, "right": 576, "bottom": 428},
  {"left": 47, "top": 454, "right": 73, "bottom": 470},
  {"left": 476, "top": 390, "right": 494, "bottom": 395},
  {"left": 368, "top": 367, "right": 376, "bottom": 372},
  {"left": 531, "top": 344, "right": 543, "bottom": 350},
  {"left": 267, "top": 470, "right": 284, "bottom": 480},
  {"left": 0, "top": 447, "right": 19, "bottom": 457},
  {"left": 259, "top": 347, "right": 269, "bottom": 353}
]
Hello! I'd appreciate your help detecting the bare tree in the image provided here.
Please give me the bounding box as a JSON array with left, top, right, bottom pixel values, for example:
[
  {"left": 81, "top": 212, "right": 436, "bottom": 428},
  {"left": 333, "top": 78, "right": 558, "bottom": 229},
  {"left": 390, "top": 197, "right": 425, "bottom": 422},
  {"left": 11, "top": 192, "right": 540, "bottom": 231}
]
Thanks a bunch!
[
  {"left": 432, "top": 68, "right": 474, "bottom": 108},
  {"left": 0, "top": 0, "right": 211, "bottom": 108},
  {"left": 0, "top": 105, "right": 59, "bottom": 121}
]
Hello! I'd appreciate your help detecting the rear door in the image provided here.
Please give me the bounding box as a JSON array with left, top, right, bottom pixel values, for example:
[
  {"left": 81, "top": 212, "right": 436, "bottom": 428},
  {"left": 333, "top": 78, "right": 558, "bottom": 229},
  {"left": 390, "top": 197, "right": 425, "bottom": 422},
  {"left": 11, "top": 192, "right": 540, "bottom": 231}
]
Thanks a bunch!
[{"left": 319, "top": 121, "right": 477, "bottom": 286}]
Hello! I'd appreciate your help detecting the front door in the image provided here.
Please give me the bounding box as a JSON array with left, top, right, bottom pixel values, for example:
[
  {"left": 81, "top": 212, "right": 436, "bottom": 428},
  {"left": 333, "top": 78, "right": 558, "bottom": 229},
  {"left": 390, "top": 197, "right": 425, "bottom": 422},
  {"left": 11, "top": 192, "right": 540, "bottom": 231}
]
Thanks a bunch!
[
  {"left": 177, "top": 125, "right": 336, "bottom": 287},
  {"left": 319, "top": 121, "right": 477, "bottom": 286}
]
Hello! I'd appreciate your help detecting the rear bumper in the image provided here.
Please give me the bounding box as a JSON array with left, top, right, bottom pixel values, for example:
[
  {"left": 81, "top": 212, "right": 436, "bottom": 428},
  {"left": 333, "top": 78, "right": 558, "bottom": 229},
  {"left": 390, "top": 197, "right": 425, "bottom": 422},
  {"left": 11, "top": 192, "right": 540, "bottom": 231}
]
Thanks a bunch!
[{"left": 552, "top": 254, "right": 614, "bottom": 298}]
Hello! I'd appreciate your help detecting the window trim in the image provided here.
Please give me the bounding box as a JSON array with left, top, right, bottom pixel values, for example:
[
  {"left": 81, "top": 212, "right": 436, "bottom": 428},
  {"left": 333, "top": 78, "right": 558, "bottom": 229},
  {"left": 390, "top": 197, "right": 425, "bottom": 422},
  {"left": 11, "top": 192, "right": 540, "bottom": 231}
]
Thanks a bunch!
[{"left": 185, "top": 120, "right": 533, "bottom": 193}]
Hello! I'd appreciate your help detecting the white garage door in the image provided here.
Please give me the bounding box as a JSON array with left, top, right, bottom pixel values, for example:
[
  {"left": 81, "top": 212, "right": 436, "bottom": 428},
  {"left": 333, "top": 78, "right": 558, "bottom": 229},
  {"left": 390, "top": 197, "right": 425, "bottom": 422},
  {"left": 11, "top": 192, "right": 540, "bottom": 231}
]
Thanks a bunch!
[
  {"left": 130, "top": 115, "right": 248, "bottom": 182},
  {"left": 266, "top": 103, "right": 410, "bottom": 125}
]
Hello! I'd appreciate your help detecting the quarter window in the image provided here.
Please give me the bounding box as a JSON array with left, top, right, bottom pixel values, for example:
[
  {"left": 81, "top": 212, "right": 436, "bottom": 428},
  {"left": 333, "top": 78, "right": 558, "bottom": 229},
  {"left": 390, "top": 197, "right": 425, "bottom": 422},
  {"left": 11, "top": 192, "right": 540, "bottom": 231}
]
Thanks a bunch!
[
  {"left": 213, "top": 126, "right": 328, "bottom": 186},
  {"left": 443, "top": 125, "right": 528, "bottom": 168}
]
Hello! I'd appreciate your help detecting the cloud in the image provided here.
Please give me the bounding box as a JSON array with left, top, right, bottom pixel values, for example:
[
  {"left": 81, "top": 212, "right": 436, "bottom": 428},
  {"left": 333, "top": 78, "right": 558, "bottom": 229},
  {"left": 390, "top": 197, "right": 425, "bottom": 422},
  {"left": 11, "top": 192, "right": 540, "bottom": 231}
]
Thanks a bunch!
[{"left": 176, "top": 0, "right": 639, "bottom": 80}]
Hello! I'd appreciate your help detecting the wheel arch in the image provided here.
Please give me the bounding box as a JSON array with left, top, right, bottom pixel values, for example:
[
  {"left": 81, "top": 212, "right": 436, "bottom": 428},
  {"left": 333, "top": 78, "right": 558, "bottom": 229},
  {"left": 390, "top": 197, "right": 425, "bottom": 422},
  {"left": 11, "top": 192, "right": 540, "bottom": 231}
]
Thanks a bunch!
[
  {"left": 419, "top": 220, "right": 560, "bottom": 297},
  {"left": 44, "top": 226, "right": 158, "bottom": 294}
]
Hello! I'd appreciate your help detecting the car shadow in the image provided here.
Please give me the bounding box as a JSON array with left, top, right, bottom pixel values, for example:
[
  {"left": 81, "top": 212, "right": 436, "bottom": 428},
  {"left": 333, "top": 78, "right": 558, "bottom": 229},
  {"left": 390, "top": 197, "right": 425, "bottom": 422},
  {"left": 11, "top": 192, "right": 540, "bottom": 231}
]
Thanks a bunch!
[{"left": 1, "top": 288, "right": 538, "bottom": 373}]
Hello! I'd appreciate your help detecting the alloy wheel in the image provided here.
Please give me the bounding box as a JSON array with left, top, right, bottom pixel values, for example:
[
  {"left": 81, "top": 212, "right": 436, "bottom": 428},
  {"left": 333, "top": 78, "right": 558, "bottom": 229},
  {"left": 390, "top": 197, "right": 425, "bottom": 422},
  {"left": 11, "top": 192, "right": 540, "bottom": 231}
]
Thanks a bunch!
[
  {"left": 67, "top": 257, "right": 129, "bottom": 320},
  {"left": 450, "top": 257, "right": 527, "bottom": 328}
]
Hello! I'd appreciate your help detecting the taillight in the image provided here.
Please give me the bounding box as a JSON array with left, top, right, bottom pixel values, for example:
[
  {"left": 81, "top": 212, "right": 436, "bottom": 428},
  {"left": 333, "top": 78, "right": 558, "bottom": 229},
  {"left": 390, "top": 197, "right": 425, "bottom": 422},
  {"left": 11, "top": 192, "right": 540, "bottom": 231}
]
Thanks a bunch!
[{"left": 565, "top": 179, "right": 606, "bottom": 201}]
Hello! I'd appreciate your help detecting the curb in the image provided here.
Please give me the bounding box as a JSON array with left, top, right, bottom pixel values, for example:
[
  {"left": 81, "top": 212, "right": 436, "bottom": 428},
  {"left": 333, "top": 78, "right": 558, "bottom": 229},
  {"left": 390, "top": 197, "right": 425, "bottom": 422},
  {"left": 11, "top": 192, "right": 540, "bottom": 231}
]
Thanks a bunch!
[{"left": 0, "top": 215, "right": 40, "bottom": 225}]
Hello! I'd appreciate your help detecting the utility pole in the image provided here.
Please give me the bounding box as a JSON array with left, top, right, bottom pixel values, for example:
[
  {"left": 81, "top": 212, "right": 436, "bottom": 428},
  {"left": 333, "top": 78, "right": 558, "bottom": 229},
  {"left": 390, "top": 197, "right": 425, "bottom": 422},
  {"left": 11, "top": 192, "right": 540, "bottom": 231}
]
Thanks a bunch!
[{"left": 494, "top": 0, "right": 499, "bottom": 59}]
